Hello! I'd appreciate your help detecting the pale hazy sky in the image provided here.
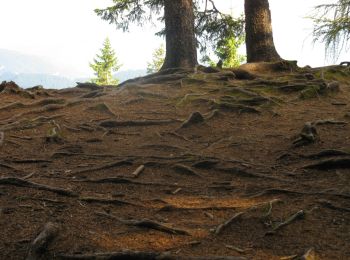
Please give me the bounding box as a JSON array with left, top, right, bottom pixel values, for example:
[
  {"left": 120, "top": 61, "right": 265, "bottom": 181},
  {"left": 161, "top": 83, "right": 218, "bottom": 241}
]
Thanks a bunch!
[{"left": 0, "top": 0, "right": 347, "bottom": 78}]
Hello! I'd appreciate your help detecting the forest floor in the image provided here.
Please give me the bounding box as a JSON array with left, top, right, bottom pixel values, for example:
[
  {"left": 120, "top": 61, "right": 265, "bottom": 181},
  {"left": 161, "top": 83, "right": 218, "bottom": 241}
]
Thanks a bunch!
[{"left": 0, "top": 62, "right": 349, "bottom": 260}]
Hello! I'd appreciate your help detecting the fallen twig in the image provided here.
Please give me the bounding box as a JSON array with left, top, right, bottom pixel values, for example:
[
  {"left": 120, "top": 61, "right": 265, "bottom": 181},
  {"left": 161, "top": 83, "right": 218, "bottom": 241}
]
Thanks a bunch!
[
  {"left": 299, "top": 247, "right": 315, "bottom": 260},
  {"left": 58, "top": 250, "right": 247, "bottom": 260},
  {"left": 213, "top": 199, "right": 282, "bottom": 236},
  {"left": 265, "top": 210, "right": 305, "bottom": 235},
  {"left": 225, "top": 245, "right": 246, "bottom": 254},
  {"left": 131, "top": 165, "right": 145, "bottom": 178},
  {"left": 214, "top": 212, "right": 245, "bottom": 235},
  {"left": 172, "top": 188, "right": 182, "bottom": 195}
]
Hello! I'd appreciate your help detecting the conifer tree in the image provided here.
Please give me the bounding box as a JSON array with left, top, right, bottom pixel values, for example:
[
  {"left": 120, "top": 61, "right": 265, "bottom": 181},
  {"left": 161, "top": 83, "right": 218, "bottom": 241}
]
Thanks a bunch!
[
  {"left": 147, "top": 45, "right": 165, "bottom": 74},
  {"left": 90, "top": 38, "right": 122, "bottom": 85},
  {"left": 95, "top": 1, "right": 243, "bottom": 69}
]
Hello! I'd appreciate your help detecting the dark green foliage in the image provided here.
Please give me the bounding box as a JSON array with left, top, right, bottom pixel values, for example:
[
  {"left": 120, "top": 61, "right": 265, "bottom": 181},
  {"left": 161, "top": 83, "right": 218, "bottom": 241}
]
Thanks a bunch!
[
  {"left": 95, "top": 0, "right": 244, "bottom": 58},
  {"left": 311, "top": 0, "right": 350, "bottom": 59}
]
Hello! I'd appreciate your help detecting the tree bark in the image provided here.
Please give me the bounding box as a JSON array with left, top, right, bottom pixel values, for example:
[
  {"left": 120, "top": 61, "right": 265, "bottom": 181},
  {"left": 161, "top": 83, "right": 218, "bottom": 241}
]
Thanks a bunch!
[
  {"left": 162, "top": 0, "right": 198, "bottom": 70},
  {"left": 245, "top": 0, "right": 282, "bottom": 63}
]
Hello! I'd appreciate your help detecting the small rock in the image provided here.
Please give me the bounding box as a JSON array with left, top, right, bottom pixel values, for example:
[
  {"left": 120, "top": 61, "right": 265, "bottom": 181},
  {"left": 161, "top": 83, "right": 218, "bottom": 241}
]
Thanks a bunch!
[
  {"left": 180, "top": 112, "right": 204, "bottom": 128},
  {"left": 293, "top": 122, "right": 318, "bottom": 147},
  {"left": 327, "top": 81, "right": 340, "bottom": 92}
]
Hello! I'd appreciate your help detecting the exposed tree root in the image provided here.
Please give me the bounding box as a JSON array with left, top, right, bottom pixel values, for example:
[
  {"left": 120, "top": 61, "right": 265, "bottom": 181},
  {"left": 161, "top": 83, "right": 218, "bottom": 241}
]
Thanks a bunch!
[
  {"left": 73, "top": 160, "right": 133, "bottom": 175},
  {"left": 159, "top": 204, "right": 240, "bottom": 212},
  {"left": 95, "top": 211, "right": 190, "bottom": 235},
  {"left": 0, "top": 98, "right": 65, "bottom": 112},
  {"left": 172, "top": 164, "right": 204, "bottom": 178},
  {"left": 81, "top": 177, "right": 181, "bottom": 187},
  {"left": 0, "top": 162, "right": 20, "bottom": 171},
  {"left": 246, "top": 188, "right": 350, "bottom": 199},
  {"left": 265, "top": 210, "right": 305, "bottom": 235},
  {"left": 192, "top": 160, "right": 219, "bottom": 169},
  {"left": 215, "top": 167, "right": 293, "bottom": 183},
  {"left": 99, "top": 119, "right": 177, "bottom": 128},
  {"left": 318, "top": 199, "right": 350, "bottom": 212},
  {"left": 140, "top": 144, "right": 187, "bottom": 153},
  {"left": 6, "top": 158, "right": 52, "bottom": 164},
  {"left": 119, "top": 68, "right": 192, "bottom": 87},
  {"left": 0, "top": 114, "right": 64, "bottom": 131},
  {"left": 76, "top": 82, "right": 102, "bottom": 91},
  {"left": 79, "top": 197, "right": 143, "bottom": 207},
  {"left": 80, "top": 90, "right": 105, "bottom": 99},
  {"left": 58, "top": 251, "right": 246, "bottom": 260},
  {"left": 340, "top": 61, "right": 350, "bottom": 66},
  {"left": 0, "top": 102, "right": 25, "bottom": 111},
  {"left": 213, "top": 102, "right": 260, "bottom": 114},
  {"left": 313, "top": 119, "right": 347, "bottom": 126},
  {"left": 26, "top": 222, "right": 59, "bottom": 260},
  {"left": 303, "top": 158, "right": 350, "bottom": 170},
  {"left": 0, "top": 177, "right": 77, "bottom": 197},
  {"left": 304, "top": 149, "right": 350, "bottom": 159},
  {"left": 166, "top": 131, "right": 193, "bottom": 142}
]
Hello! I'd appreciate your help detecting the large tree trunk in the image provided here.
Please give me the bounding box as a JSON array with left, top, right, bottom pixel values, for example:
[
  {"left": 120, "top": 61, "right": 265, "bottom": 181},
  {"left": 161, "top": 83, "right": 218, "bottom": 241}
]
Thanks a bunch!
[
  {"left": 161, "top": 0, "right": 198, "bottom": 70},
  {"left": 245, "top": 0, "right": 282, "bottom": 63}
]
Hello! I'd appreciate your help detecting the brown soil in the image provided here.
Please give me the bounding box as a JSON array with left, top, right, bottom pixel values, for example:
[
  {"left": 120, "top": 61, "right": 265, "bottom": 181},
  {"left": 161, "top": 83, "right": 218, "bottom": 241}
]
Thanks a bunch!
[{"left": 0, "top": 65, "right": 349, "bottom": 259}]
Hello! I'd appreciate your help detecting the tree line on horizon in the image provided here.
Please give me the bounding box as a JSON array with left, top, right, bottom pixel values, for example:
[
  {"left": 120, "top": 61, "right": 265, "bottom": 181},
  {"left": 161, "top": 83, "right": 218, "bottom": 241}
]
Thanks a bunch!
[{"left": 90, "top": 0, "right": 350, "bottom": 85}]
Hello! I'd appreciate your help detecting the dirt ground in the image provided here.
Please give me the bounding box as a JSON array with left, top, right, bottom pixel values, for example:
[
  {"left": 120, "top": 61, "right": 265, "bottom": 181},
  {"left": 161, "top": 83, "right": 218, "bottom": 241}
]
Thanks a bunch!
[{"left": 0, "top": 64, "right": 349, "bottom": 259}]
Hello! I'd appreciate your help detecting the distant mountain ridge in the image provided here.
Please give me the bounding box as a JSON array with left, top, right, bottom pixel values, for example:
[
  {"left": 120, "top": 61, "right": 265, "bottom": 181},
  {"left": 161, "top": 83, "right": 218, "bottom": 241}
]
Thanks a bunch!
[{"left": 0, "top": 49, "right": 147, "bottom": 88}]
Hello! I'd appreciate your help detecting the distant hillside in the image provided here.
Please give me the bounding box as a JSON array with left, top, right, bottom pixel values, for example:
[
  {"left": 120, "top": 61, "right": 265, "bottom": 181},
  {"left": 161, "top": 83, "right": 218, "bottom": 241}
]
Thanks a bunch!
[
  {"left": 0, "top": 49, "right": 147, "bottom": 88},
  {"left": 0, "top": 72, "right": 75, "bottom": 89},
  {"left": 0, "top": 49, "right": 58, "bottom": 74},
  {"left": 115, "top": 69, "right": 147, "bottom": 83}
]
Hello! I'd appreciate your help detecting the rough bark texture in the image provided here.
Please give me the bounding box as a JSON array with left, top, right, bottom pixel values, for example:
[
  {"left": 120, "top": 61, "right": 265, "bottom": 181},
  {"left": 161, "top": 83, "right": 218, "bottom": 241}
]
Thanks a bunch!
[
  {"left": 162, "top": 0, "right": 198, "bottom": 70},
  {"left": 245, "top": 0, "right": 282, "bottom": 62}
]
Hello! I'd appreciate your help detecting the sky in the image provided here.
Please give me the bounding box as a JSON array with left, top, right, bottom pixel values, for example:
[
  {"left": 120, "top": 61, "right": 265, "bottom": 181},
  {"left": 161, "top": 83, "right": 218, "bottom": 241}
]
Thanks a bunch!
[{"left": 0, "top": 0, "right": 347, "bottom": 78}]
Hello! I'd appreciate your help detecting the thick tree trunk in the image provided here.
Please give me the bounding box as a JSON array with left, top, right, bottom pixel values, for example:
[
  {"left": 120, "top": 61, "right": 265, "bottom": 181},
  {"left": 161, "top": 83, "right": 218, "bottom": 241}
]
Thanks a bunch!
[
  {"left": 161, "top": 0, "right": 198, "bottom": 70},
  {"left": 245, "top": 0, "right": 282, "bottom": 63}
]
